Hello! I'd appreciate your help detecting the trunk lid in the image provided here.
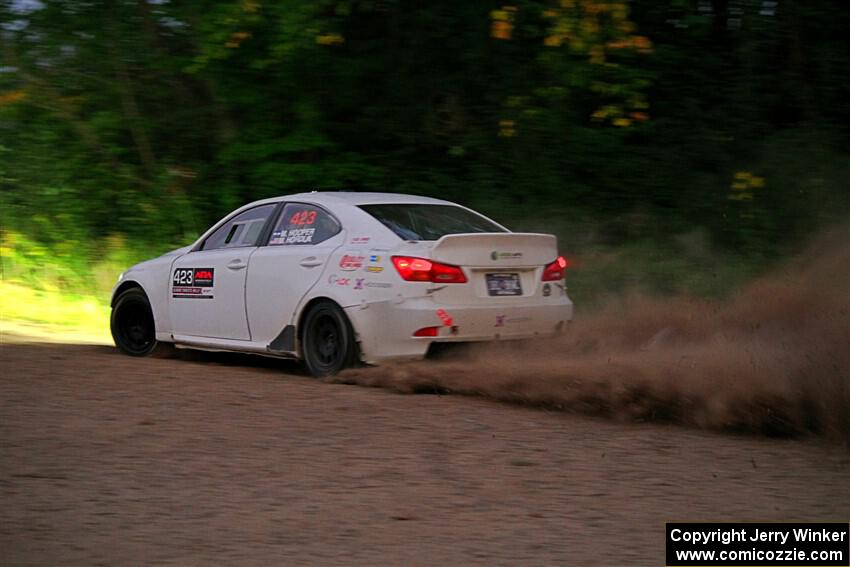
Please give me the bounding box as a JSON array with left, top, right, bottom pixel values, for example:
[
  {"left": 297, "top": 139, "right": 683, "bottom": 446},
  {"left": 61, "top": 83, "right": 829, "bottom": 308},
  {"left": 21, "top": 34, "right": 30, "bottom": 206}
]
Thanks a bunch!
[{"left": 423, "top": 233, "right": 560, "bottom": 305}]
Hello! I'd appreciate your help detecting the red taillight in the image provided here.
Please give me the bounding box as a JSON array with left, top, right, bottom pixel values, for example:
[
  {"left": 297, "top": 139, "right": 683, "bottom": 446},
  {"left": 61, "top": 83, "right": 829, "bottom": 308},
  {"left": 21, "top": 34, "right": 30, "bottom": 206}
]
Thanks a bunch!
[
  {"left": 413, "top": 326, "right": 440, "bottom": 337},
  {"left": 391, "top": 256, "right": 467, "bottom": 283},
  {"left": 542, "top": 255, "right": 568, "bottom": 281}
]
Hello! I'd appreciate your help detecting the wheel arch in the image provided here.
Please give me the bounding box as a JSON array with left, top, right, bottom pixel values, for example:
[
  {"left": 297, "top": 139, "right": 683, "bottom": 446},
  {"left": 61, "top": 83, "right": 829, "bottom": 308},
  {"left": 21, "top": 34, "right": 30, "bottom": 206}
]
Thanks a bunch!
[
  {"left": 111, "top": 280, "right": 146, "bottom": 306},
  {"left": 295, "top": 296, "right": 361, "bottom": 360}
]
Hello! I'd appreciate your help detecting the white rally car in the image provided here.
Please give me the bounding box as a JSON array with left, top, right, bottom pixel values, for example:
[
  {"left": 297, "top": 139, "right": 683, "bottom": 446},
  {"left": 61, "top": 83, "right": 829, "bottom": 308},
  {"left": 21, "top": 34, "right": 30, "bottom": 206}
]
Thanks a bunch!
[{"left": 111, "top": 192, "right": 573, "bottom": 376}]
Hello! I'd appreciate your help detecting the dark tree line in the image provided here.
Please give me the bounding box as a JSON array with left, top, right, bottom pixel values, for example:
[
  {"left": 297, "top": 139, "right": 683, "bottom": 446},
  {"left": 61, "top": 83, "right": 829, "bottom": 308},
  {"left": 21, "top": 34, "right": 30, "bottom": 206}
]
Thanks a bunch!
[{"left": 1, "top": 0, "right": 848, "bottom": 262}]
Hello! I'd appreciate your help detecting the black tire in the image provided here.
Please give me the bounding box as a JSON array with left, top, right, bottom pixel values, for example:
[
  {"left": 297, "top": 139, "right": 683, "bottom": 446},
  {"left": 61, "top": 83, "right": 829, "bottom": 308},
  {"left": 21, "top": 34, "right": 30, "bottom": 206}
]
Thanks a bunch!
[
  {"left": 301, "top": 301, "right": 357, "bottom": 377},
  {"left": 111, "top": 287, "right": 172, "bottom": 357}
]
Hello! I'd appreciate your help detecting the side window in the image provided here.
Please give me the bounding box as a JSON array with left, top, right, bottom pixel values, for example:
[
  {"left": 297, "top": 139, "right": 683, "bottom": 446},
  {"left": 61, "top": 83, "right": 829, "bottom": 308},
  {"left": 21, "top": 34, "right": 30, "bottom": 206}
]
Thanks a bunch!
[
  {"left": 201, "top": 204, "right": 277, "bottom": 251},
  {"left": 269, "top": 203, "right": 341, "bottom": 246}
]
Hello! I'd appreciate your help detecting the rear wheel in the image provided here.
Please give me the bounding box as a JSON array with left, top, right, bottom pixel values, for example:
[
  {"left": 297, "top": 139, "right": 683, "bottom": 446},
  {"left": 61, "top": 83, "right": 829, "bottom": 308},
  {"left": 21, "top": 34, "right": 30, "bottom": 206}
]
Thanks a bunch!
[
  {"left": 301, "top": 301, "right": 356, "bottom": 377},
  {"left": 111, "top": 288, "right": 171, "bottom": 357}
]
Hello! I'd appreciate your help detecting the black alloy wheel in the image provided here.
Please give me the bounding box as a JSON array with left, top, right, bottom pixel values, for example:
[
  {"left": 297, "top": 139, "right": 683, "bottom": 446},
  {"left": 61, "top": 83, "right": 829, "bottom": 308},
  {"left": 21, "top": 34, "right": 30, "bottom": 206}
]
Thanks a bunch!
[
  {"left": 302, "top": 301, "right": 356, "bottom": 377},
  {"left": 111, "top": 287, "right": 161, "bottom": 357}
]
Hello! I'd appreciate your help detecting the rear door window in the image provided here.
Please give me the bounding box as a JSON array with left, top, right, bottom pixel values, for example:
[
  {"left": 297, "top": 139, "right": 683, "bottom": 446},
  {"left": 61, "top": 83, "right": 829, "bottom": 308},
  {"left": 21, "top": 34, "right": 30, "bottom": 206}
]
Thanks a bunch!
[
  {"left": 359, "top": 204, "right": 507, "bottom": 241},
  {"left": 269, "top": 203, "right": 341, "bottom": 246}
]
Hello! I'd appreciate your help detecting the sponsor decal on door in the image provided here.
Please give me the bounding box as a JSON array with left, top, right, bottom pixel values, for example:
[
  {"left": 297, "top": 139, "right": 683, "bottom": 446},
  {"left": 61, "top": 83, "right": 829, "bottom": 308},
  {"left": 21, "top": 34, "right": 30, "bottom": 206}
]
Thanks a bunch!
[{"left": 172, "top": 268, "right": 215, "bottom": 299}]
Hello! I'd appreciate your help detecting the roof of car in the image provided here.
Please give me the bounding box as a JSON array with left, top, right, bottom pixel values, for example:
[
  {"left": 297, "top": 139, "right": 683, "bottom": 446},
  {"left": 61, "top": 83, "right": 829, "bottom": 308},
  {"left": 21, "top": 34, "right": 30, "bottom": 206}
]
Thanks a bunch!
[{"left": 251, "top": 191, "right": 456, "bottom": 208}]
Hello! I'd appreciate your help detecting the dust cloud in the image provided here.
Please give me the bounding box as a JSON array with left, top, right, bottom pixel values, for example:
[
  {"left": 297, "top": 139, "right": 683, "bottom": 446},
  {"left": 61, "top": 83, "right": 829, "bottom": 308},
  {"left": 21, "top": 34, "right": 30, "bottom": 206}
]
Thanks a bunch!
[{"left": 333, "top": 226, "right": 849, "bottom": 442}]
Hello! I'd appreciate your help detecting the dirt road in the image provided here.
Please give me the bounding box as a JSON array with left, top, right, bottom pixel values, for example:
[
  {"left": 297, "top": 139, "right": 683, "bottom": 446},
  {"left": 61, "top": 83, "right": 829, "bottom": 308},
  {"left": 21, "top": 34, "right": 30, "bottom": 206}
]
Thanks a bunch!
[{"left": 1, "top": 342, "right": 848, "bottom": 566}]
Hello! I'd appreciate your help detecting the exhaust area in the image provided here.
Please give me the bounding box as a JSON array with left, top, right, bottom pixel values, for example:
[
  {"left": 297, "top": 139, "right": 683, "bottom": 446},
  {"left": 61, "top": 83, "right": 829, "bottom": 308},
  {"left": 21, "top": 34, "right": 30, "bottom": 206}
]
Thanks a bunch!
[{"left": 333, "top": 227, "right": 850, "bottom": 442}]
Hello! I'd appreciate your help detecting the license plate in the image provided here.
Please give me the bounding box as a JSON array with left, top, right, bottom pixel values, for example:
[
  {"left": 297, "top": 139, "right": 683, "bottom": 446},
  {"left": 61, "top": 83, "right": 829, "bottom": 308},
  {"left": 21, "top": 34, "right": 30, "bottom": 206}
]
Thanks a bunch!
[{"left": 486, "top": 273, "right": 522, "bottom": 296}]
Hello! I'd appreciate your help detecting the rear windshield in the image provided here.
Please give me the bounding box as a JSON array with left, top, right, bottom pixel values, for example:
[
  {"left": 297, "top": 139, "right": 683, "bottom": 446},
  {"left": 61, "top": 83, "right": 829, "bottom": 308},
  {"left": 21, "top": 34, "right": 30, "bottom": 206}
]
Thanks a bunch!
[{"left": 359, "top": 204, "right": 507, "bottom": 241}]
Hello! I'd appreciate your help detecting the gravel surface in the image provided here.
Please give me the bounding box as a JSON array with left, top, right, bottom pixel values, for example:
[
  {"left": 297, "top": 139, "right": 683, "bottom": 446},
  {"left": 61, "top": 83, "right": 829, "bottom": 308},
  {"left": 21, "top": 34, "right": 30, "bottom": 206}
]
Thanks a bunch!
[{"left": 2, "top": 342, "right": 848, "bottom": 566}]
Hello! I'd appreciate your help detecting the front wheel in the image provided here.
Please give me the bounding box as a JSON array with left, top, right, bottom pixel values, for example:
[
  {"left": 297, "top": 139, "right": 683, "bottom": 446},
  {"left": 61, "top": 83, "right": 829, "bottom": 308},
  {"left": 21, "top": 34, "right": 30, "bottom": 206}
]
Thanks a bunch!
[
  {"left": 301, "top": 301, "right": 357, "bottom": 377},
  {"left": 111, "top": 287, "right": 172, "bottom": 357}
]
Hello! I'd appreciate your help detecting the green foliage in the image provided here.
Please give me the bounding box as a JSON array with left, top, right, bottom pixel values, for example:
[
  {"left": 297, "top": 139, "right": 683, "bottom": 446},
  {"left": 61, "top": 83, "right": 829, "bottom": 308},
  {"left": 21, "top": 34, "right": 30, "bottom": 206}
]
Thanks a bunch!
[
  {"left": 1, "top": 230, "right": 166, "bottom": 299},
  {"left": 565, "top": 233, "right": 761, "bottom": 308},
  {"left": 0, "top": 280, "right": 111, "bottom": 342},
  {"left": 1, "top": 0, "right": 848, "bottom": 302}
]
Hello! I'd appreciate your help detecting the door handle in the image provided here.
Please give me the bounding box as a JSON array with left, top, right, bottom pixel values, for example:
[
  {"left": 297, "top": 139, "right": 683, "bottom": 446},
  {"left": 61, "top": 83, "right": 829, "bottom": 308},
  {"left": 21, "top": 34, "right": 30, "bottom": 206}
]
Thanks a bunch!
[
  {"left": 299, "top": 257, "right": 323, "bottom": 268},
  {"left": 227, "top": 259, "right": 247, "bottom": 270}
]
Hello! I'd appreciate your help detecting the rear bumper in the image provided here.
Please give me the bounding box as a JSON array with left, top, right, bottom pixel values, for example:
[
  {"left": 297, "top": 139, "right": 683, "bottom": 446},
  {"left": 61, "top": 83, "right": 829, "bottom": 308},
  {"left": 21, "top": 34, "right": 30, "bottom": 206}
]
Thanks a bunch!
[{"left": 345, "top": 294, "right": 573, "bottom": 364}]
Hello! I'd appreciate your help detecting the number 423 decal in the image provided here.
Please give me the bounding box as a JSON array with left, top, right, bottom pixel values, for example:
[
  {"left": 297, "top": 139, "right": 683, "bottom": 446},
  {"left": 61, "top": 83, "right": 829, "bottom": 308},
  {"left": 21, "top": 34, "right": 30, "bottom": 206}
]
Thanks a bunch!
[
  {"left": 172, "top": 268, "right": 215, "bottom": 287},
  {"left": 289, "top": 210, "right": 317, "bottom": 225}
]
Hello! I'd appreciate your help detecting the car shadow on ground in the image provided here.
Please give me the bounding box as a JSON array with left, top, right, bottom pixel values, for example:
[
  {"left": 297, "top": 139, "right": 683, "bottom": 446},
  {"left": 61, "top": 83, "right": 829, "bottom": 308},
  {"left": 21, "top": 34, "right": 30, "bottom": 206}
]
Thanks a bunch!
[
  {"left": 2, "top": 338, "right": 311, "bottom": 377},
  {"left": 156, "top": 345, "right": 310, "bottom": 376}
]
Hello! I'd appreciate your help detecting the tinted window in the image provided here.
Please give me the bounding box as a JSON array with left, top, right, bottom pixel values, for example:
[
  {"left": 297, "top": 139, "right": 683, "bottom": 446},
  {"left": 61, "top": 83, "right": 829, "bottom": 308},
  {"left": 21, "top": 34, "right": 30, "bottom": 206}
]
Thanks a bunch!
[
  {"left": 359, "top": 204, "right": 506, "bottom": 241},
  {"left": 269, "top": 203, "right": 341, "bottom": 246},
  {"left": 202, "top": 204, "right": 277, "bottom": 250}
]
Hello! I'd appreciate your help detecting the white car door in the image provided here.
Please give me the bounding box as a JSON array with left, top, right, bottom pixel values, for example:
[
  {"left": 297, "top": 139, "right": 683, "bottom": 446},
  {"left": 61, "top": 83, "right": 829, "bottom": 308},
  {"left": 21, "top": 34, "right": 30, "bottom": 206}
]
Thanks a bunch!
[
  {"left": 170, "top": 203, "right": 278, "bottom": 340},
  {"left": 245, "top": 202, "right": 345, "bottom": 346}
]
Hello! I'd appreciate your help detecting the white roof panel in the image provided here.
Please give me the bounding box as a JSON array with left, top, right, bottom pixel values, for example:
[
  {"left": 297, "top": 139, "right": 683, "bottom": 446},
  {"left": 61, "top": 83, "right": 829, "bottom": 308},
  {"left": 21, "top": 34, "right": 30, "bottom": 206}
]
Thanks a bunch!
[{"left": 284, "top": 191, "right": 455, "bottom": 206}]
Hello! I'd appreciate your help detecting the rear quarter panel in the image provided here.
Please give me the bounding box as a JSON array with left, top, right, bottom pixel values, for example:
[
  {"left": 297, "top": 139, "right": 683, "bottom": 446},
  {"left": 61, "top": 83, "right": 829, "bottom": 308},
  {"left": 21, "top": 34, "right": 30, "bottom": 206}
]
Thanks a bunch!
[
  {"left": 298, "top": 203, "right": 402, "bottom": 307},
  {"left": 292, "top": 204, "right": 404, "bottom": 353}
]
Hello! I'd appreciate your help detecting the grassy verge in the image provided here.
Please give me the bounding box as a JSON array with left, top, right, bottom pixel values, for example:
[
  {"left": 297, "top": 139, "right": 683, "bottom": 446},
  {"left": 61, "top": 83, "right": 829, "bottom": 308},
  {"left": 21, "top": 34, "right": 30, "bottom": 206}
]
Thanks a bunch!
[
  {"left": 0, "top": 281, "right": 112, "bottom": 344},
  {"left": 0, "top": 230, "right": 151, "bottom": 344},
  {"left": 0, "top": 225, "right": 765, "bottom": 344},
  {"left": 509, "top": 215, "right": 764, "bottom": 309}
]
